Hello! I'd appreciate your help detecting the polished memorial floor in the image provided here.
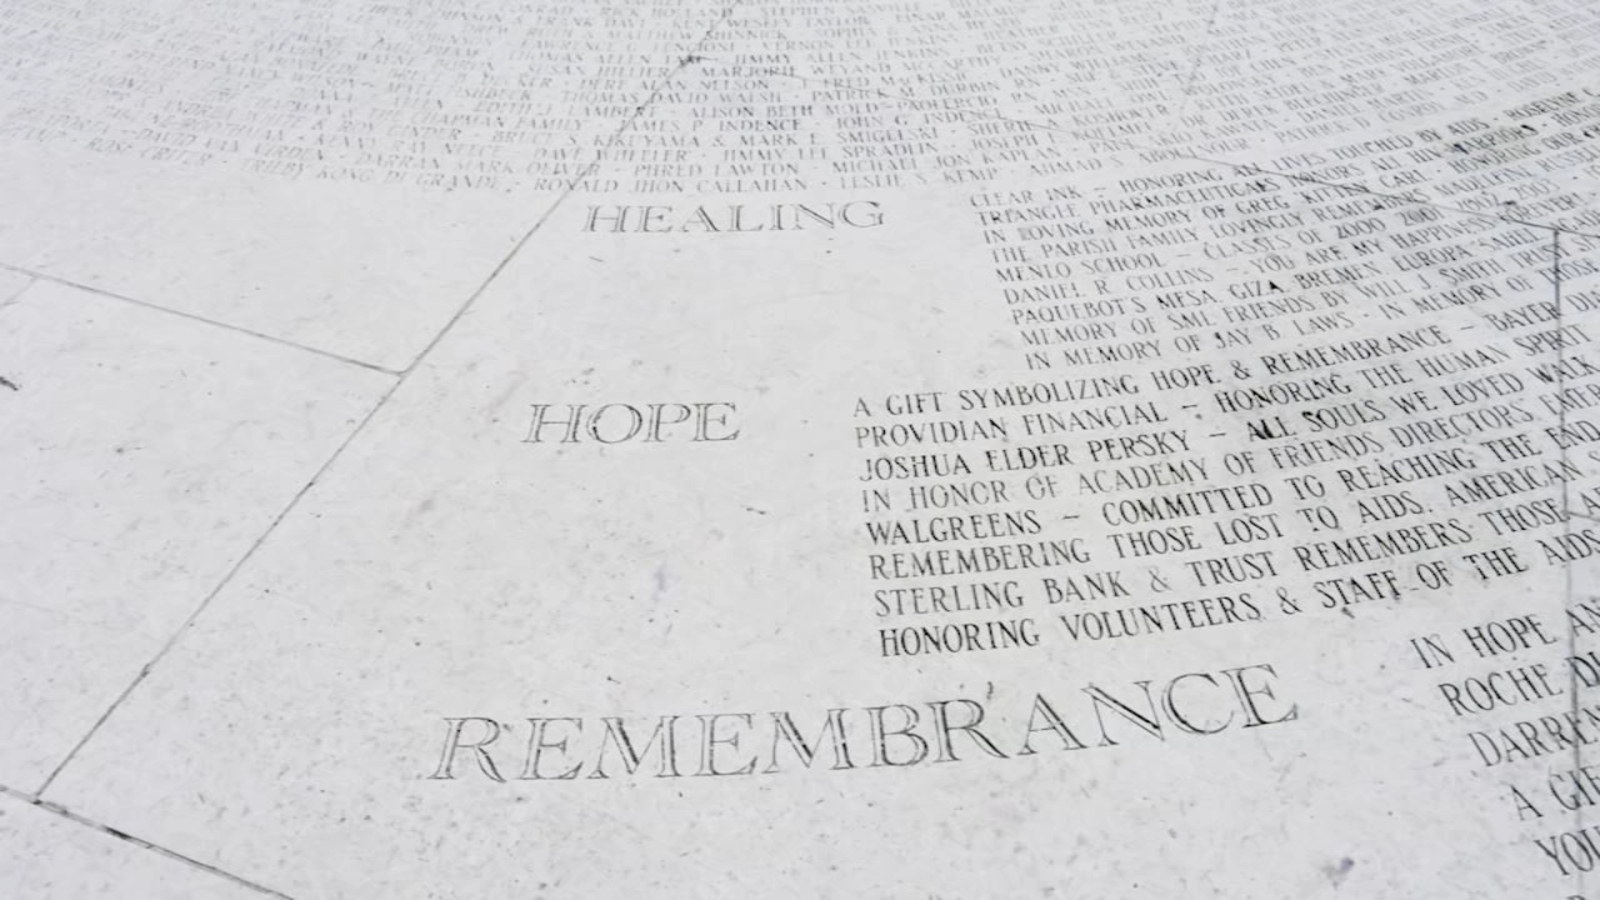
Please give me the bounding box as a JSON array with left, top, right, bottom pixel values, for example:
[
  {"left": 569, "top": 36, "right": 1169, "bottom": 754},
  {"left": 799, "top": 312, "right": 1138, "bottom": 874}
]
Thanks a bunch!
[{"left": 2, "top": 0, "right": 1600, "bottom": 897}]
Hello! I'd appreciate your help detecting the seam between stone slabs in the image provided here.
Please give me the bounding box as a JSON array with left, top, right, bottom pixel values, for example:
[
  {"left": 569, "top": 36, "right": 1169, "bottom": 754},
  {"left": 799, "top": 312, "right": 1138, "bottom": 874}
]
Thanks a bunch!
[
  {"left": 27, "top": 3, "right": 744, "bottom": 893},
  {"left": 0, "top": 784, "right": 295, "bottom": 899},
  {"left": 0, "top": 261, "right": 402, "bottom": 377}
]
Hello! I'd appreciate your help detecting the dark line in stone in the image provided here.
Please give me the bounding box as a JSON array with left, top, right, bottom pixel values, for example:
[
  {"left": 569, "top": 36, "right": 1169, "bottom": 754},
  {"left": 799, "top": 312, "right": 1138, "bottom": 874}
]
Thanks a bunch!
[
  {"left": 0, "top": 784, "right": 296, "bottom": 898},
  {"left": 0, "top": 261, "right": 400, "bottom": 377}
]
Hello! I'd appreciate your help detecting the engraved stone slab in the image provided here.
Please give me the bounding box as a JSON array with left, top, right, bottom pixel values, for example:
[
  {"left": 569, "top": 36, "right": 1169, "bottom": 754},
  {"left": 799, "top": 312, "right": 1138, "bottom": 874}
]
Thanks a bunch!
[
  {"left": 5, "top": 0, "right": 1600, "bottom": 896},
  {"left": 43, "top": 158, "right": 1600, "bottom": 896}
]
